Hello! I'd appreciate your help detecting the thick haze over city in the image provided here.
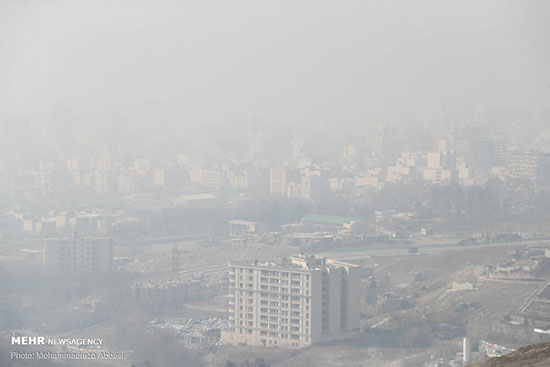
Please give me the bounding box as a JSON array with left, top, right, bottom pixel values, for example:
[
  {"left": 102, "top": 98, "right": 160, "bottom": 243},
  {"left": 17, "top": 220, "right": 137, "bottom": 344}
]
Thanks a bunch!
[
  {"left": 2, "top": 1, "right": 550, "bottom": 367},
  {"left": 1, "top": 0, "right": 550, "bottom": 138}
]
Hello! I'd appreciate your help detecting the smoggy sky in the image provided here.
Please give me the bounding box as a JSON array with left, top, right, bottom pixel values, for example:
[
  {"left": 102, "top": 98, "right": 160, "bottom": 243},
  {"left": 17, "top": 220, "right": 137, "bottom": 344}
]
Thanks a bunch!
[{"left": 1, "top": 0, "right": 549, "bottom": 136}]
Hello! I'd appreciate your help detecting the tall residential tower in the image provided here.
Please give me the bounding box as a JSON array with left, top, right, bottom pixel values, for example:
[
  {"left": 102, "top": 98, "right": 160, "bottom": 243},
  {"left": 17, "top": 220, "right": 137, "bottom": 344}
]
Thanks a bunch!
[{"left": 221, "top": 254, "right": 360, "bottom": 348}]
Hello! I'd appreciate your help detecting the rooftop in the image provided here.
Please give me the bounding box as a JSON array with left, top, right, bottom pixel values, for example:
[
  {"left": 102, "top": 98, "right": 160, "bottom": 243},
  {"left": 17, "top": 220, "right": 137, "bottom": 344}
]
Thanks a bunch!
[
  {"left": 301, "top": 214, "right": 354, "bottom": 225},
  {"left": 229, "top": 254, "right": 358, "bottom": 271}
]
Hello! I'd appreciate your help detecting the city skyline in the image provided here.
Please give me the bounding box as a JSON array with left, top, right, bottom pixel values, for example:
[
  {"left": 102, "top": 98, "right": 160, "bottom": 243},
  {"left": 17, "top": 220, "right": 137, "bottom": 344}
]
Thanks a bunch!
[{"left": 2, "top": 1, "right": 550, "bottom": 366}]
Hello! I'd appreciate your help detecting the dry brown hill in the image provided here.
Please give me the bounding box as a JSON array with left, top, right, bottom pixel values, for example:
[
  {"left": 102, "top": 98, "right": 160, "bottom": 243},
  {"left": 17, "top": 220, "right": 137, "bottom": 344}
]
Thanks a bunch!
[{"left": 471, "top": 343, "right": 550, "bottom": 367}]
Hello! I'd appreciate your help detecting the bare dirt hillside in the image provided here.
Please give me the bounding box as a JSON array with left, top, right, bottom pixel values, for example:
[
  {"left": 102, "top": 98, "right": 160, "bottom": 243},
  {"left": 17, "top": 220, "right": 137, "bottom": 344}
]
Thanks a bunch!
[{"left": 472, "top": 343, "right": 550, "bottom": 367}]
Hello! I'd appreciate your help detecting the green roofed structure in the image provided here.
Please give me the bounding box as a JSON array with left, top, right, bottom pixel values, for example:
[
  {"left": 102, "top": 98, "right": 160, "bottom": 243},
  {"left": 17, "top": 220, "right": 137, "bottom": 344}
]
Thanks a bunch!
[{"left": 300, "top": 214, "right": 355, "bottom": 229}]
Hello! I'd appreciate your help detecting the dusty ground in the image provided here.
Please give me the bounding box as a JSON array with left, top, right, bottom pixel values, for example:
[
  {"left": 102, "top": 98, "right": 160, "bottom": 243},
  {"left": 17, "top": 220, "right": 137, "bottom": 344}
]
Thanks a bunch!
[{"left": 472, "top": 342, "right": 550, "bottom": 367}]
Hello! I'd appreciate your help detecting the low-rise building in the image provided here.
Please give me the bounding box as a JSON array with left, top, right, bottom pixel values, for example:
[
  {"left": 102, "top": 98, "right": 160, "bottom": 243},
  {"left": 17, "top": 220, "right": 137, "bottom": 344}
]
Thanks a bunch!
[{"left": 228, "top": 220, "right": 257, "bottom": 238}]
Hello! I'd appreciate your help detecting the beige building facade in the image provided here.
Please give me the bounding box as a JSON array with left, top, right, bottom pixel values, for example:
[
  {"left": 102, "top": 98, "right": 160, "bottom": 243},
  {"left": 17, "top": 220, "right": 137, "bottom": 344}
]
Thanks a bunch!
[
  {"left": 221, "top": 254, "right": 360, "bottom": 348},
  {"left": 269, "top": 168, "right": 287, "bottom": 196},
  {"left": 43, "top": 233, "right": 112, "bottom": 273}
]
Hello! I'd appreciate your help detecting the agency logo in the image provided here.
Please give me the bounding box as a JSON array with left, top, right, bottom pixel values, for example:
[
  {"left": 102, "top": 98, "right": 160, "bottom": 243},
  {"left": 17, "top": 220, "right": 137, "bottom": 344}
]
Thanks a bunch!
[
  {"left": 11, "top": 337, "right": 45, "bottom": 346},
  {"left": 11, "top": 336, "right": 103, "bottom": 346}
]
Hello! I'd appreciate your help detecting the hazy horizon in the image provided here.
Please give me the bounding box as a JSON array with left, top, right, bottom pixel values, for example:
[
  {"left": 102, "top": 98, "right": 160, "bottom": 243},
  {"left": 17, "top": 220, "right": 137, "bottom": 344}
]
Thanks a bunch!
[{"left": 1, "top": 0, "right": 549, "bottom": 138}]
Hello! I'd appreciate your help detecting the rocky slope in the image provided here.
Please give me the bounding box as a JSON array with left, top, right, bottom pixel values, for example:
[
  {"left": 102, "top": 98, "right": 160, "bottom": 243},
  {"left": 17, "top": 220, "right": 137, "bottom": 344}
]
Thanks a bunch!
[{"left": 471, "top": 342, "right": 550, "bottom": 367}]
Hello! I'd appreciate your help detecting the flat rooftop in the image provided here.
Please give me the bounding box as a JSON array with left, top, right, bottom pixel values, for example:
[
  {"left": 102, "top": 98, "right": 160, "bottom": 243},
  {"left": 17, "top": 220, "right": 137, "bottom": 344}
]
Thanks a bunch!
[
  {"left": 229, "top": 254, "right": 358, "bottom": 271},
  {"left": 301, "top": 214, "right": 354, "bottom": 225}
]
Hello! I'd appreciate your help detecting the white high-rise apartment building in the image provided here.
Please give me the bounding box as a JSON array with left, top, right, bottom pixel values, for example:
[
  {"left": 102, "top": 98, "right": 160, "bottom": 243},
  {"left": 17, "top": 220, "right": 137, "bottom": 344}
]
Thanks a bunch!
[
  {"left": 221, "top": 254, "right": 360, "bottom": 348},
  {"left": 43, "top": 233, "right": 112, "bottom": 273}
]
